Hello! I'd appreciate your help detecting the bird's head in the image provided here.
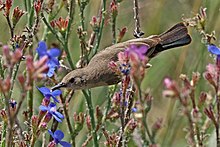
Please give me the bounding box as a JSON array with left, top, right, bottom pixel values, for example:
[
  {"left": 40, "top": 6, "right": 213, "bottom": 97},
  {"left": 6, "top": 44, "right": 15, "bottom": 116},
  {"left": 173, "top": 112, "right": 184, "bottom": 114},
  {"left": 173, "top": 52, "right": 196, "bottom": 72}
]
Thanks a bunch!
[{"left": 51, "top": 68, "right": 88, "bottom": 91}]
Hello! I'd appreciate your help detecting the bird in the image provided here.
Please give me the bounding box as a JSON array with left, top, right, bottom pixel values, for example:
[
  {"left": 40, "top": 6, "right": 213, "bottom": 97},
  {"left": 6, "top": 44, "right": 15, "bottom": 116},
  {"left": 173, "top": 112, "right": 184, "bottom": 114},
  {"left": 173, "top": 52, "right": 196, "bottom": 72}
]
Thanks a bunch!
[{"left": 51, "top": 22, "right": 191, "bottom": 91}]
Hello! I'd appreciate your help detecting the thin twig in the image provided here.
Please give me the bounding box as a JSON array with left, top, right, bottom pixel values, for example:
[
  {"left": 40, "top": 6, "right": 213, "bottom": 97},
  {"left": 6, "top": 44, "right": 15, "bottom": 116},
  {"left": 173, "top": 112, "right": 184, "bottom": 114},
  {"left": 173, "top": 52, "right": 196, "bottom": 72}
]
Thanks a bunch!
[
  {"left": 64, "top": 0, "right": 76, "bottom": 70},
  {"left": 60, "top": 93, "right": 75, "bottom": 147},
  {"left": 82, "top": 90, "right": 99, "bottom": 147},
  {"left": 133, "top": 0, "right": 144, "bottom": 38},
  {"left": 5, "top": 16, "right": 14, "bottom": 39},
  {"left": 92, "top": 0, "right": 107, "bottom": 57}
]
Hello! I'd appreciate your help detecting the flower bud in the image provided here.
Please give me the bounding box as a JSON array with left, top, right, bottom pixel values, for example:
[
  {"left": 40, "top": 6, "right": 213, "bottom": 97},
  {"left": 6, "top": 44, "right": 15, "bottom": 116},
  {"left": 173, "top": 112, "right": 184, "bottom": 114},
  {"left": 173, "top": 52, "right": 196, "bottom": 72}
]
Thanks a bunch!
[
  {"left": 110, "top": 1, "right": 118, "bottom": 18},
  {"left": 40, "top": 122, "right": 48, "bottom": 131},
  {"left": 47, "top": 141, "right": 56, "bottom": 147},
  {"left": 12, "top": 7, "right": 25, "bottom": 26},
  {"left": 11, "top": 48, "right": 22, "bottom": 64},
  {"left": 191, "top": 108, "right": 202, "bottom": 123},
  {"left": 164, "top": 78, "right": 179, "bottom": 97},
  {"left": 96, "top": 106, "right": 103, "bottom": 124},
  {"left": 31, "top": 115, "right": 39, "bottom": 128},
  {"left": 34, "top": 0, "right": 42, "bottom": 16},
  {"left": 0, "top": 109, "right": 7, "bottom": 122},
  {"left": 73, "top": 112, "right": 84, "bottom": 131},
  {"left": 198, "top": 92, "right": 207, "bottom": 106},
  {"left": 192, "top": 72, "right": 200, "bottom": 86},
  {"left": 5, "top": 0, "right": 12, "bottom": 16},
  {"left": 117, "top": 27, "right": 127, "bottom": 43},
  {"left": 179, "top": 74, "right": 191, "bottom": 89},
  {"left": 204, "top": 72, "right": 217, "bottom": 89},
  {"left": 124, "top": 119, "right": 137, "bottom": 135},
  {"left": 43, "top": 113, "right": 52, "bottom": 123},
  {"left": 90, "top": 16, "right": 99, "bottom": 32},
  {"left": 86, "top": 115, "right": 92, "bottom": 131},
  {"left": 204, "top": 105, "right": 217, "bottom": 127},
  {"left": 54, "top": 17, "right": 69, "bottom": 34},
  {"left": 17, "top": 74, "right": 25, "bottom": 88}
]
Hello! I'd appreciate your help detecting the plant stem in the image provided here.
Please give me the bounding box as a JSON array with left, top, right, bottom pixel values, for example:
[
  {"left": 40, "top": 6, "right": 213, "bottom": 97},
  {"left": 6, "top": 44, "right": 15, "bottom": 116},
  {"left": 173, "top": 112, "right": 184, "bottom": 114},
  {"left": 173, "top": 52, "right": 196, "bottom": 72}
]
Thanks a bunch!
[
  {"left": 1, "top": 122, "right": 7, "bottom": 147},
  {"left": 133, "top": 0, "right": 144, "bottom": 38},
  {"left": 60, "top": 93, "right": 76, "bottom": 147},
  {"left": 64, "top": 0, "right": 76, "bottom": 69},
  {"left": 82, "top": 90, "right": 99, "bottom": 147},
  {"left": 102, "top": 86, "right": 117, "bottom": 123},
  {"left": 79, "top": 1, "right": 86, "bottom": 31},
  {"left": 111, "top": 16, "right": 116, "bottom": 44},
  {"left": 23, "top": 0, "right": 28, "bottom": 11},
  {"left": 190, "top": 88, "right": 202, "bottom": 146},
  {"left": 143, "top": 113, "right": 155, "bottom": 144},
  {"left": 216, "top": 58, "right": 220, "bottom": 146},
  {"left": 27, "top": 0, "right": 34, "bottom": 28},
  {"left": 5, "top": 16, "right": 14, "bottom": 39},
  {"left": 92, "top": 0, "right": 106, "bottom": 57}
]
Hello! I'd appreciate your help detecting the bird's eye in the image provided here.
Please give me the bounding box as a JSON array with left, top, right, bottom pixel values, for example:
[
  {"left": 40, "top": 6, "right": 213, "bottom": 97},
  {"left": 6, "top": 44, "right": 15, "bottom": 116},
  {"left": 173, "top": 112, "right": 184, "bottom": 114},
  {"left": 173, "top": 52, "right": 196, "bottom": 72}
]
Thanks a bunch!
[{"left": 69, "top": 78, "right": 75, "bottom": 83}]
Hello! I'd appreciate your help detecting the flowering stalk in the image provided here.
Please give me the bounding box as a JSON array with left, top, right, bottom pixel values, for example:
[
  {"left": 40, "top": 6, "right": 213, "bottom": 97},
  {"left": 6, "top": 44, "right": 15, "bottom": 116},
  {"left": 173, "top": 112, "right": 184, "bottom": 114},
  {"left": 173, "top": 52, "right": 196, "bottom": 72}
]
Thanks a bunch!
[
  {"left": 92, "top": 0, "right": 106, "bottom": 56},
  {"left": 110, "top": 0, "right": 118, "bottom": 44},
  {"left": 60, "top": 93, "right": 75, "bottom": 146},
  {"left": 64, "top": 0, "right": 76, "bottom": 69},
  {"left": 82, "top": 90, "right": 99, "bottom": 147},
  {"left": 41, "top": 8, "right": 75, "bottom": 69},
  {"left": 78, "top": 0, "right": 89, "bottom": 31}
]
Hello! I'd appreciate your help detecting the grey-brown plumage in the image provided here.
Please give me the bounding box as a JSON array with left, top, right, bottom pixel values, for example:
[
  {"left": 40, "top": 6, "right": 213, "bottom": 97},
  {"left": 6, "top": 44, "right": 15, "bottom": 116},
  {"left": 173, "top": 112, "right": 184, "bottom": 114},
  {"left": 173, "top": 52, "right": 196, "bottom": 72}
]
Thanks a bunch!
[{"left": 52, "top": 22, "right": 191, "bottom": 90}]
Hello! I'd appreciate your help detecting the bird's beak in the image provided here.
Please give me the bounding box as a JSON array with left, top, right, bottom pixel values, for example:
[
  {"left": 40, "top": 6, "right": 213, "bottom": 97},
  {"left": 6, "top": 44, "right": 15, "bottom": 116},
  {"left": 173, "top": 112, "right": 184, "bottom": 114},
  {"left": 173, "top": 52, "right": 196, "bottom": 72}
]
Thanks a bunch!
[{"left": 51, "top": 82, "right": 66, "bottom": 91}]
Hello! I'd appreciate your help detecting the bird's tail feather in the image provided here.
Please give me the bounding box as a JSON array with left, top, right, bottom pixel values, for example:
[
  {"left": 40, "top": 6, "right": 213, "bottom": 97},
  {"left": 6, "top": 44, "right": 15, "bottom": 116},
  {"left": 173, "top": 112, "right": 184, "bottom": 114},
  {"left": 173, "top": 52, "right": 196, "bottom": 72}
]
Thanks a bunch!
[{"left": 158, "top": 22, "right": 191, "bottom": 51}]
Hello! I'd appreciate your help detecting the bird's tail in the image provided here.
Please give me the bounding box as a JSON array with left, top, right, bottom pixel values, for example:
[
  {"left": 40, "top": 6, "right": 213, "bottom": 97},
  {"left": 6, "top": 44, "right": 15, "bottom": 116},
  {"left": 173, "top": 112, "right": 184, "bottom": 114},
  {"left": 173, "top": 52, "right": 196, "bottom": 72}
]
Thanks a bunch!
[{"left": 157, "top": 22, "right": 191, "bottom": 51}]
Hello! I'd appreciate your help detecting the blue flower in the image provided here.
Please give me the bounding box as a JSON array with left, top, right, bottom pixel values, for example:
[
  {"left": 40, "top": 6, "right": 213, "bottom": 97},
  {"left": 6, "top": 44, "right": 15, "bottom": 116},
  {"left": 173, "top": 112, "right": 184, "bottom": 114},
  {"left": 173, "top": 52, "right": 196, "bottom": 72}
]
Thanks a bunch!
[
  {"left": 37, "top": 86, "right": 61, "bottom": 103},
  {"left": 39, "top": 102, "right": 64, "bottom": 122},
  {"left": 48, "top": 130, "right": 71, "bottom": 147},
  {"left": 208, "top": 44, "right": 220, "bottom": 56},
  {"left": 36, "top": 41, "right": 61, "bottom": 77},
  {"left": 9, "top": 100, "right": 17, "bottom": 109},
  {"left": 132, "top": 107, "right": 137, "bottom": 112}
]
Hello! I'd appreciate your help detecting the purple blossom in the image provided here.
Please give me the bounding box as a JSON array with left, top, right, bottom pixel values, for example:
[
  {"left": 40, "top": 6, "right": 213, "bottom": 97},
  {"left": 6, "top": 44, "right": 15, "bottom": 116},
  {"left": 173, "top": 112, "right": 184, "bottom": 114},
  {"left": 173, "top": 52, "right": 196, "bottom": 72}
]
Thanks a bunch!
[
  {"left": 37, "top": 86, "right": 61, "bottom": 103},
  {"left": 39, "top": 102, "right": 64, "bottom": 122},
  {"left": 125, "top": 45, "right": 149, "bottom": 60},
  {"left": 48, "top": 130, "right": 71, "bottom": 147},
  {"left": 36, "top": 41, "right": 61, "bottom": 77}
]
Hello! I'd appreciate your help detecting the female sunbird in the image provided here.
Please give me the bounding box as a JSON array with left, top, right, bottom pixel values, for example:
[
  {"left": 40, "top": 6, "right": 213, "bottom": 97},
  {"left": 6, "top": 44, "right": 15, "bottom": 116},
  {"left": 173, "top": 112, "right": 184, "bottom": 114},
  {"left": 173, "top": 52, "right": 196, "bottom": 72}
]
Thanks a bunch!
[{"left": 52, "top": 22, "right": 191, "bottom": 91}]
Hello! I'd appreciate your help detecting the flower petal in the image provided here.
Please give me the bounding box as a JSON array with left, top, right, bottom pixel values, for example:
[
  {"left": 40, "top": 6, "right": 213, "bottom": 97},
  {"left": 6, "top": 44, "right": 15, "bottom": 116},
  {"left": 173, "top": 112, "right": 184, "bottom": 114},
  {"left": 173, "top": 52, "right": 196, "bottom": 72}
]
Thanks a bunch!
[
  {"left": 36, "top": 41, "right": 47, "bottom": 57},
  {"left": 37, "top": 87, "right": 50, "bottom": 95},
  {"left": 208, "top": 44, "right": 220, "bottom": 55},
  {"left": 53, "top": 114, "right": 62, "bottom": 122},
  {"left": 47, "top": 66, "right": 56, "bottom": 78},
  {"left": 54, "top": 111, "right": 64, "bottom": 119},
  {"left": 54, "top": 130, "right": 64, "bottom": 141},
  {"left": 139, "top": 45, "right": 148, "bottom": 54},
  {"left": 59, "top": 141, "right": 71, "bottom": 147},
  {"left": 48, "top": 102, "right": 56, "bottom": 108},
  {"left": 39, "top": 105, "right": 48, "bottom": 111},
  {"left": 48, "top": 48, "right": 61, "bottom": 57},
  {"left": 48, "top": 130, "right": 54, "bottom": 138},
  {"left": 52, "top": 90, "right": 62, "bottom": 97},
  {"left": 49, "top": 58, "right": 60, "bottom": 66}
]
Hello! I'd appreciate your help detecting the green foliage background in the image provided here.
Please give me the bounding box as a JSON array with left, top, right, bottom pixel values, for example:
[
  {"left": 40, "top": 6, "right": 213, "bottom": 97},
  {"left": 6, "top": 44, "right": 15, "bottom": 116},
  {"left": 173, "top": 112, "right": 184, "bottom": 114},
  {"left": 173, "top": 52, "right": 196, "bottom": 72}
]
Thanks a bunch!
[{"left": 1, "top": 0, "right": 220, "bottom": 146}]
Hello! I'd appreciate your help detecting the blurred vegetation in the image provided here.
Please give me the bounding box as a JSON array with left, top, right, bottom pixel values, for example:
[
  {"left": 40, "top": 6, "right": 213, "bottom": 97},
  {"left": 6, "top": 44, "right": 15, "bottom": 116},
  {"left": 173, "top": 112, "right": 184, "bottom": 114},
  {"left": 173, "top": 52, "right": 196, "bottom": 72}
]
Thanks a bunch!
[{"left": 0, "top": 0, "right": 220, "bottom": 146}]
